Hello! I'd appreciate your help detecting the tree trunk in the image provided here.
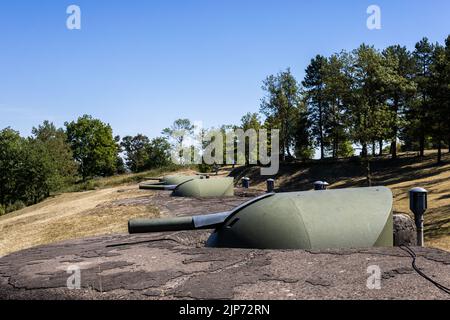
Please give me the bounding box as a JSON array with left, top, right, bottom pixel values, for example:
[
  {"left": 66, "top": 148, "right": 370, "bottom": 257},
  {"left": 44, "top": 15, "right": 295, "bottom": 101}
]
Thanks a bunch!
[
  {"left": 391, "top": 98, "right": 399, "bottom": 159},
  {"left": 320, "top": 138, "right": 324, "bottom": 160},
  {"left": 379, "top": 139, "right": 383, "bottom": 156},
  {"left": 284, "top": 118, "right": 291, "bottom": 159},
  {"left": 331, "top": 136, "right": 336, "bottom": 159},
  {"left": 334, "top": 131, "right": 339, "bottom": 159},
  {"left": 318, "top": 98, "right": 324, "bottom": 160},
  {"left": 391, "top": 140, "right": 397, "bottom": 159},
  {"left": 365, "top": 157, "right": 372, "bottom": 187},
  {"left": 286, "top": 143, "right": 292, "bottom": 158},
  {"left": 419, "top": 96, "right": 426, "bottom": 158},
  {"left": 361, "top": 143, "right": 368, "bottom": 158},
  {"left": 372, "top": 141, "right": 376, "bottom": 156},
  {"left": 280, "top": 126, "right": 286, "bottom": 162},
  {"left": 437, "top": 139, "right": 442, "bottom": 164},
  {"left": 419, "top": 133, "right": 425, "bottom": 157}
]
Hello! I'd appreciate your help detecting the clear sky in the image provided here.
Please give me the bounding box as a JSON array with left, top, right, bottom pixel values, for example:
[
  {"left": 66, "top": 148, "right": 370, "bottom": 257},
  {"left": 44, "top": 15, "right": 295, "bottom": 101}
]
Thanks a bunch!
[{"left": 1, "top": 0, "right": 449, "bottom": 139}]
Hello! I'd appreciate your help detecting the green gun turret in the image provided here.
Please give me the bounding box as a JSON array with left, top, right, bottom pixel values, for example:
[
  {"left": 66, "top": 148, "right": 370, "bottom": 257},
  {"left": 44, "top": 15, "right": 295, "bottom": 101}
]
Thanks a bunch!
[
  {"left": 129, "top": 187, "right": 393, "bottom": 250},
  {"left": 139, "top": 175, "right": 201, "bottom": 190},
  {"left": 139, "top": 176, "right": 234, "bottom": 197}
]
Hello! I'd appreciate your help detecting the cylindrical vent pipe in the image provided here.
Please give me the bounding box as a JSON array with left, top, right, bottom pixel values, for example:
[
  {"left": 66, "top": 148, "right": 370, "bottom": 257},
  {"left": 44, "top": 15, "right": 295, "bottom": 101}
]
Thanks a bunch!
[
  {"left": 242, "top": 177, "right": 250, "bottom": 189},
  {"left": 409, "top": 187, "right": 428, "bottom": 247},
  {"left": 314, "top": 181, "right": 329, "bottom": 191},
  {"left": 267, "top": 179, "right": 275, "bottom": 193}
]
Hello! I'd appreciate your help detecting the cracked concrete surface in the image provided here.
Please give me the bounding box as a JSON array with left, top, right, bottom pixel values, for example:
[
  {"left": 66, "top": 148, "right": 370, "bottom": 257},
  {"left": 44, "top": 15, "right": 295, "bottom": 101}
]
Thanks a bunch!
[
  {"left": 0, "top": 190, "right": 449, "bottom": 300},
  {"left": 1, "top": 232, "right": 450, "bottom": 300}
]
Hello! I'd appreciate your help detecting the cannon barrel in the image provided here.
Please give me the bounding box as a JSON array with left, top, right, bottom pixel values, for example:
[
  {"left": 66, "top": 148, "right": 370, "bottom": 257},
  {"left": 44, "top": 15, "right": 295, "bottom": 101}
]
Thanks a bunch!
[
  {"left": 139, "top": 175, "right": 201, "bottom": 190},
  {"left": 128, "top": 212, "right": 231, "bottom": 234},
  {"left": 139, "top": 184, "right": 177, "bottom": 190},
  {"left": 143, "top": 177, "right": 163, "bottom": 181},
  {"left": 129, "top": 216, "right": 195, "bottom": 233}
]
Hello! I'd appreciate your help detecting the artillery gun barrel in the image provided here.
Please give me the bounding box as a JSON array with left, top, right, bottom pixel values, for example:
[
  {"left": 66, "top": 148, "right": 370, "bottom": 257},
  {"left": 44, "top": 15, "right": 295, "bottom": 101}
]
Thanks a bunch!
[
  {"left": 143, "top": 177, "right": 163, "bottom": 181},
  {"left": 139, "top": 184, "right": 177, "bottom": 190},
  {"left": 129, "top": 216, "right": 194, "bottom": 233},
  {"left": 128, "top": 212, "right": 231, "bottom": 234}
]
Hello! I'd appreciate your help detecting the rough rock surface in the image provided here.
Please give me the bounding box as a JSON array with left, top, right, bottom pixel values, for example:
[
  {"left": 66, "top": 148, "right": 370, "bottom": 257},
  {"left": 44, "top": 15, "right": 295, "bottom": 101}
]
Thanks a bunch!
[
  {"left": 0, "top": 190, "right": 449, "bottom": 300},
  {"left": 393, "top": 214, "right": 417, "bottom": 246},
  {"left": 1, "top": 232, "right": 450, "bottom": 300}
]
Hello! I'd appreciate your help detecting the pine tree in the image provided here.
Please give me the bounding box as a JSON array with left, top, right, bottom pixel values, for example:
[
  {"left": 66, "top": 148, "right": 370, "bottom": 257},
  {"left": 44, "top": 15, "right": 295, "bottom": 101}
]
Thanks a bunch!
[
  {"left": 302, "top": 55, "right": 329, "bottom": 159},
  {"left": 344, "top": 45, "right": 393, "bottom": 185},
  {"left": 412, "top": 38, "right": 435, "bottom": 157},
  {"left": 444, "top": 36, "right": 450, "bottom": 154},
  {"left": 382, "top": 46, "right": 417, "bottom": 159},
  {"left": 322, "top": 53, "right": 352, "bottom": 158},
  {"left": 429, "top": 43, "right": 448, "bottom": 163}
]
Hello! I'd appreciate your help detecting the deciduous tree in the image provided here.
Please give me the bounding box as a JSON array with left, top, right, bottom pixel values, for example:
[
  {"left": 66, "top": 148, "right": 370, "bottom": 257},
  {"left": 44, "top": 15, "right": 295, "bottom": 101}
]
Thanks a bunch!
[{"left": 65, "top": 115, "right": 118, "bottom": 180}]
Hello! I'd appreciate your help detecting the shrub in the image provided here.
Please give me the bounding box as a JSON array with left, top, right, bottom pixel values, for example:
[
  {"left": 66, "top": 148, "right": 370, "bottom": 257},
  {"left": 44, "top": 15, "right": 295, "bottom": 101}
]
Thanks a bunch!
[
  {"left": 198, "top": 163, "right": 214, "bottom": 173},
  {"left": 7, "top": 201, "right": 26, "bottom": 213},
  {"left": 78, "top": 180, "right": 100, "bottom": 191}
]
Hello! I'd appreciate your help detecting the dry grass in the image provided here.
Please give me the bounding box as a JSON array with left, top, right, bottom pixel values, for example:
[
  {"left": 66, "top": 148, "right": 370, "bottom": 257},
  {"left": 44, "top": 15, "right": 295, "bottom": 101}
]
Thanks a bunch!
[
  {"left": 39, "top": 203, "right": 159, "bottom": 244},
  {"left": 0, "top": 186, "right": 159, "bottom": 257},
  {"left": 0, "top": 166, "right": 202, "bottom": 257},
  {"left": 380, "top": 160, "right": 450, "bottom": 252},
  {"left": 60, "top": 165, "right": 198, "bottom": 193}
]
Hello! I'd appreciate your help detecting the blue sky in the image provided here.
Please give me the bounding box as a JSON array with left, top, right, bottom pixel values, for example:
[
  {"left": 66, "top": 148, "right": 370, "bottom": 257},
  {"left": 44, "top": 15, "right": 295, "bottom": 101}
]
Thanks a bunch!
[{"left": 0, "top": 0, "right": 449, "bottom": 139}]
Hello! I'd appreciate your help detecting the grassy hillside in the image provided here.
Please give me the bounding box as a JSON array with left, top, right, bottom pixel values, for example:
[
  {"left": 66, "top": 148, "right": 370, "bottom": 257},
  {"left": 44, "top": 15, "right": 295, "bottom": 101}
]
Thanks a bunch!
[
  {"left": 231, "top": 151, "right": 450, "bottom": 251},
  {"left": 0, "top": 167, "right": 198, "bottom": 257}
]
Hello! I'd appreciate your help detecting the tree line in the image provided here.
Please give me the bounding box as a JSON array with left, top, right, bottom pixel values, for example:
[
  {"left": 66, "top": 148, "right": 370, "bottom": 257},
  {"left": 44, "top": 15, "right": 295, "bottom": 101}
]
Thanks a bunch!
[
  {"left": 0, "top": 115, "right": 172, "bottom": 214},
  {"left": 258, "top": 36, "right": 450, "bottom": 164},
  {"left": 1, "top": 35, "right": 448, "bottom": 213}
]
